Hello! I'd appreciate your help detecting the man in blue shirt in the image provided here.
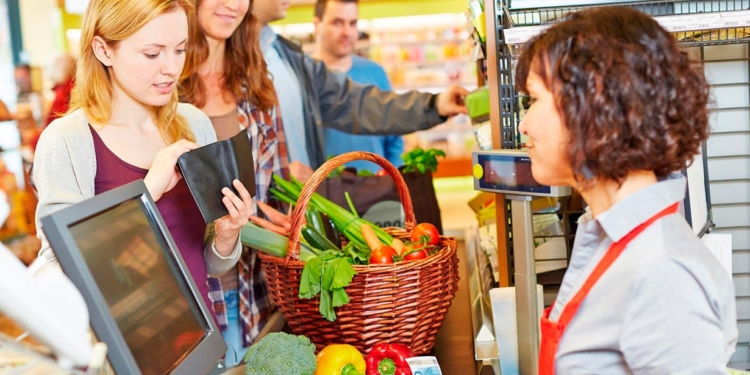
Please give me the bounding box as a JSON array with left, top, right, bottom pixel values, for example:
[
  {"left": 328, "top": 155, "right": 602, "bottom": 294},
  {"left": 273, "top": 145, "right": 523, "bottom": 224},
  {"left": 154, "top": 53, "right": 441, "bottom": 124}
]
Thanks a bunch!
[{"left": 312, "top": 0, "right": 403, "bottom": 173}]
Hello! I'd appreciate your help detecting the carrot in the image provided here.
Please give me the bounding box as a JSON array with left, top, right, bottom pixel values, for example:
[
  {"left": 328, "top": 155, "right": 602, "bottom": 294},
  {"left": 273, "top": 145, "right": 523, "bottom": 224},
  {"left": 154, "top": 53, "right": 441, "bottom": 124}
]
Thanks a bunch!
[
  {"left": 360, "top": 224, "right": 382, "bottom": 251},
  {"left": 250, "top": 216, "right": 289, "bottom": 236},
  {"left": 391, "top": 238, "right": 405, "bottom": 255},
  {"left": 257, "top": 201, "right": 291, "bottom": 230}
]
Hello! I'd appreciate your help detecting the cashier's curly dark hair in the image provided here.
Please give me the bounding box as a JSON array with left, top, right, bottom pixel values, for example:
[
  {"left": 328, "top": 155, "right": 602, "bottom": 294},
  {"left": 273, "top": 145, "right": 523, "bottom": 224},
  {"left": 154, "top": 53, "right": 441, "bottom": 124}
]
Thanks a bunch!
[{"left": 515, "top": 6, "right": 710, "bottom": 185}]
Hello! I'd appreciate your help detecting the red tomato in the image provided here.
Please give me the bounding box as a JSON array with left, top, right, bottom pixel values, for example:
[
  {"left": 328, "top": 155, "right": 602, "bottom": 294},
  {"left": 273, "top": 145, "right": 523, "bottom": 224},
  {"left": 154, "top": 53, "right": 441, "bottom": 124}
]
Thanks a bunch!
[
  {"left": 411, "top": 223, "right": 440, "bottom": 246},
  {"left": 375, "top": 169, "right": 387, "bottom": 177},
  {"left": 403, "top": 249, "right": 428, "bottom": 262},
  {"left": 370, "top": 246, "right": 397, "bottom": 264}
]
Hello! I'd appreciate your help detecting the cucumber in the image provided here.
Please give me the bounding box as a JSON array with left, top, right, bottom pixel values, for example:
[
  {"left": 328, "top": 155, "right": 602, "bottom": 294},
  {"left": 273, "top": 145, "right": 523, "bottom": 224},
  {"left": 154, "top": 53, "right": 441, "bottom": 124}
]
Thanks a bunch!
[
  {"left": 240, "top": 223, "right": 318, "bottom": 262},
  {"left": 305, "top": 206, "right": 326, "bottom": 236},
  {"left": 301, "top": 224, "right": 340, "bottom": 252}
]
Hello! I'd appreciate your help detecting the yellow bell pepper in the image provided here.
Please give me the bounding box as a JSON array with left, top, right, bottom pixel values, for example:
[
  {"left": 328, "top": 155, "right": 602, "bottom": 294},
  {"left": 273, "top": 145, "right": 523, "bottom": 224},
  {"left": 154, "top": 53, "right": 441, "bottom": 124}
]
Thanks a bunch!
[{"left": 315, "top": 344, "right": 367, "bottom": 375}]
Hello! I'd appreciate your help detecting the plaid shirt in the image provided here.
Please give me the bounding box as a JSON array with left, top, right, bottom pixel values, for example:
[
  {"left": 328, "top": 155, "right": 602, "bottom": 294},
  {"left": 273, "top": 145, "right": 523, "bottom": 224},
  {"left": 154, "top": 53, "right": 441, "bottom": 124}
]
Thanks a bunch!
[{"left": 207, "top": 97, "right": 290, "bottom": 347}]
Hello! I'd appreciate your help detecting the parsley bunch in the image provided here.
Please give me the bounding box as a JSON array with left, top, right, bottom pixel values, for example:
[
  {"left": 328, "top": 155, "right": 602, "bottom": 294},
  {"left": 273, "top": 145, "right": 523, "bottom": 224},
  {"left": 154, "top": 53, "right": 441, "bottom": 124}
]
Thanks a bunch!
[{"left": 298, "top": 250, "right": 357, "bottom": 322}]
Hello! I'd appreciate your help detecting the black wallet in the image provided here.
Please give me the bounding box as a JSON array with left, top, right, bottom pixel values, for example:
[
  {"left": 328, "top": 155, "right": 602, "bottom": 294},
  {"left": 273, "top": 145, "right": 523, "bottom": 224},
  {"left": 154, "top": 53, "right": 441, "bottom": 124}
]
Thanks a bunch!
[{"left": 177, "top": 130, "right": 256, "bottom": 223}]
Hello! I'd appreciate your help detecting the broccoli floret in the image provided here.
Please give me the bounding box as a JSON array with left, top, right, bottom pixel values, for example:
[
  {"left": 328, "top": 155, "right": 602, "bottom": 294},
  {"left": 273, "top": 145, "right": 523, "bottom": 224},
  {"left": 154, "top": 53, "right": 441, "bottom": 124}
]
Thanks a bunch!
[{"left": 244, "top": 332, "right": 317, "bottom": 375}]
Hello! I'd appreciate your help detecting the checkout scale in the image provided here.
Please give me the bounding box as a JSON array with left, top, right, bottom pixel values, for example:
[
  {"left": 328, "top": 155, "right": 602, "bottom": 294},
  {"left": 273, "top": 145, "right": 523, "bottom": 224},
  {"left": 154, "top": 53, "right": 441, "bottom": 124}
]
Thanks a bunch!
[
  {"left": 471, "top": 149, "right": 571, "bottom": 375},
  {"left": 467, "top": 148, "right": 730, "bottom": 375}
]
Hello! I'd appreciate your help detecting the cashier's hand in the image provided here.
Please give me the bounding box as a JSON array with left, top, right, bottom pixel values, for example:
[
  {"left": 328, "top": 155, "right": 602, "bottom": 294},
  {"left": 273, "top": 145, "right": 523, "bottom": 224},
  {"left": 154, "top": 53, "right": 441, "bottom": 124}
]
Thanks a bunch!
[
  {"left": 436, "top": 85, "right": 469, "bottom": 117},
  {"left": 144, "top": 139, "right": 199, "bottom": 202},
  {"left": 213, "top": 179, "right": 254, "bottom": 256},
  {"left": 290, "top": 161, "right": 314, "bottom": 184}
]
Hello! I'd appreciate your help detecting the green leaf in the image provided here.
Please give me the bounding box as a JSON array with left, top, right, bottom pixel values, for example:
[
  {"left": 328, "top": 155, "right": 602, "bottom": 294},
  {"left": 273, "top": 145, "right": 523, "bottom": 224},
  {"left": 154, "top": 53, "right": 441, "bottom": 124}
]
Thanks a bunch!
[
  {"left": 320, "top": 289, "right": 335, "bottom": 322},
  {"left": 331, "top": 258, "right": 356, "bottom": 289},
  {"left": 343, "top": 242, "right": 371, "bottom": 264},
  {"left": 332, "top": 288, "right": 350, "bottom": 308},
  {"left": 417, "top": 164, "right": 426, "bottom": 174},
  {"left": 344, "top": 191, "right": 360, "bottom": 218},
  {"left": 357, "top": 169, "right": 374, "bottom": 177},
  {"left": 322, "top": 258, "right": 337, "bottom": 290},
  {"left": 299, "top": 257, "right": 322, "bottom": 299}
]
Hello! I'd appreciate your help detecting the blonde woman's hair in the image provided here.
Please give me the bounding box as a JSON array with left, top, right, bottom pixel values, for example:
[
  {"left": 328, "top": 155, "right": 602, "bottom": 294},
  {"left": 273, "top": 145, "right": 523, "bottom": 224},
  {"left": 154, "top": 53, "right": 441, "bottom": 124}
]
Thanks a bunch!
[{"left": 69, "top": 0, "right": 196, "bottom": 143}]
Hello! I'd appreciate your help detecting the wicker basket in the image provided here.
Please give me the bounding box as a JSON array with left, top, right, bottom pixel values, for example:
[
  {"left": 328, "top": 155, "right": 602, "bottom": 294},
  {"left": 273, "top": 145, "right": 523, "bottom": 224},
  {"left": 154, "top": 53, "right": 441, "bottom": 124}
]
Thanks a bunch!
[{"left": 258, "top": 152, "right": 460, "bottom": 355}]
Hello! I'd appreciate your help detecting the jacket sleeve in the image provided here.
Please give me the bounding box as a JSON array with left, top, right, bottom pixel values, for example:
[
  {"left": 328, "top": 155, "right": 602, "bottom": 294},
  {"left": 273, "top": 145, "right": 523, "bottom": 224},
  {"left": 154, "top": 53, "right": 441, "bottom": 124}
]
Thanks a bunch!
[
  {"left": 306, "top": 56, "right": 447, "bottom": 136},
  {"left": 34, "top": 124, "right": 88, "bottom": 265}
]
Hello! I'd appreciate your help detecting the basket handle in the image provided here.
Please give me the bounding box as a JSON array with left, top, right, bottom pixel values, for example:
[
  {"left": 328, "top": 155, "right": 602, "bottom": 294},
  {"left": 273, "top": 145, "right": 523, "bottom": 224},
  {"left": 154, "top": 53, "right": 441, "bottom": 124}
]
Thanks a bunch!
[{"left": 286, "top": 152, "right": 417, "bottom": 260}]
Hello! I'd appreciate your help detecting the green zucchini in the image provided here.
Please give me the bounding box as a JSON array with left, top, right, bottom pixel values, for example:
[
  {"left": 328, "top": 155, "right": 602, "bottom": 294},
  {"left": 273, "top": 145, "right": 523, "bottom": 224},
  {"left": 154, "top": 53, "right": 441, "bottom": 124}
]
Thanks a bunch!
[
  {"left": 240, "top": 223, "right": 318, "bottom": 262},
  {"left": 301, "top": 224, "right": 340, "bottom": 251},
  {"left": 305, "top": 206, "right": 326, "bottom": 236},
  {"left": 328, "top": 218, "right": 342, "bottom": 249}
]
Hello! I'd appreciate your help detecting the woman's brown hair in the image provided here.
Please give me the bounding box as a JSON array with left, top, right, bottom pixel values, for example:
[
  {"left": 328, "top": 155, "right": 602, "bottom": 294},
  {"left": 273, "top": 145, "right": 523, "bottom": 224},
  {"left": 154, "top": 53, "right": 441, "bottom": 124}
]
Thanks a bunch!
[
  {"left": 180, "top": 0, "right": 276, "bottom": 111},
  {"left": 516, "top": 7, "right": 710, "bottom": 184}
]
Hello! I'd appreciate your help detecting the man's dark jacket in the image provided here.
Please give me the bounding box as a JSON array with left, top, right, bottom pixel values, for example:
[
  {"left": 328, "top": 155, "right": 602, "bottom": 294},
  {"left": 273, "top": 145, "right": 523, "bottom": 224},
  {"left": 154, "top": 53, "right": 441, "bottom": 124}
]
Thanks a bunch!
[{"left": 273, "top": 36, "right": 447, "bottom": 168}]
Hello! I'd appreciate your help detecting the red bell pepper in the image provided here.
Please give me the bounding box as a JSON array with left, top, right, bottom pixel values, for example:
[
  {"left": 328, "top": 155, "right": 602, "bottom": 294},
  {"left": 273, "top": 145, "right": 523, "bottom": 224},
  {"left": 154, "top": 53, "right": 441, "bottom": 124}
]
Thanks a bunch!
[{"left": 365, "top": 343, "right": 414, "bottom": 375}]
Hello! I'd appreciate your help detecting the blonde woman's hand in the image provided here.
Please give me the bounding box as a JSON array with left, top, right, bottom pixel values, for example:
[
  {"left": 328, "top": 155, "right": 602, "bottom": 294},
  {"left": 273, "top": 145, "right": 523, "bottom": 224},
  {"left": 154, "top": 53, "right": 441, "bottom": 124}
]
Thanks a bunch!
[
  {"left": 213, "top": 179, "right": 254, "bottom": 256},
  {"left": 143, "top": 139, "right": 198, "bottom": 202}
]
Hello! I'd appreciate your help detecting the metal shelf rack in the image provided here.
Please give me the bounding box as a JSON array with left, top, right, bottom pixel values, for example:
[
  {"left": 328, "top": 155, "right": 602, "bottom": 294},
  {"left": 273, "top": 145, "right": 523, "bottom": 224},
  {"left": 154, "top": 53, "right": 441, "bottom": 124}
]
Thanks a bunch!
[{"left": 484, "top": 0, "right": 735, "bottom": 289}]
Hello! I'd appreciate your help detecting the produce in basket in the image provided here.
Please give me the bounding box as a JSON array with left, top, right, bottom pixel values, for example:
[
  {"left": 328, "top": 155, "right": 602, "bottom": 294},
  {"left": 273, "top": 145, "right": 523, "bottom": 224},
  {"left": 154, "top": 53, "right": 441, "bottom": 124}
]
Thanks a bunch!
[
  {"left": 240, "top": 222, "right": 319, "bottom": 262},
  {"left": 410, "top": 223, "right": 440, "bottom": 246},
  {"left": 271, "top": 175, "right": 401, "bottom": 251},
  {"left": 366, "top": 343, "right": 414, "bottom": 375},
  {"left": 299, "top": 250, "right": 358, "bottom": 321},
  {"left": 315, "top": 344, "right": 366, "bottom": 375},
  {"left": 369, "top": 246, "right": 397, "bottom": 264},
  {"left": 243, "top": 332, "right": 317, "bottom": 375},
  {"left": 259, "top": 152, "right": 460, "bottom": 355}
]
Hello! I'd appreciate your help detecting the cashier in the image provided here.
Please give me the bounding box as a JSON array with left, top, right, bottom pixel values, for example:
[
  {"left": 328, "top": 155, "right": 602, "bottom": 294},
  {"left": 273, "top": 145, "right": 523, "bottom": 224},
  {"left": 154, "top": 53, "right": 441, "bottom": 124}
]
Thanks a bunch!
[{"left": 516, "top": 7, "right": 738, "bottom": 374}]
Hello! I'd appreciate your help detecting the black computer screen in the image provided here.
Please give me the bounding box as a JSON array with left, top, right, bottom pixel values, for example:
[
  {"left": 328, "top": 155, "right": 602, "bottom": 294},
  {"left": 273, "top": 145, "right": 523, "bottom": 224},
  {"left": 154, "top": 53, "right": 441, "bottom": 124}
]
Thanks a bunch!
[{"left": 68, "top": 198, "right": 204, "bottom": 375}]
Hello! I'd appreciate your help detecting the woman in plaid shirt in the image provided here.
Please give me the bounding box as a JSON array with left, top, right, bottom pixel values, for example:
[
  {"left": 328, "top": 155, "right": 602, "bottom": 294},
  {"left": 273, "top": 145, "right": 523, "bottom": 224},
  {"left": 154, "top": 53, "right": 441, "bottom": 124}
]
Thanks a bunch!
[{"left": 180, "top": 0, "right": 289, "bottom": 367}]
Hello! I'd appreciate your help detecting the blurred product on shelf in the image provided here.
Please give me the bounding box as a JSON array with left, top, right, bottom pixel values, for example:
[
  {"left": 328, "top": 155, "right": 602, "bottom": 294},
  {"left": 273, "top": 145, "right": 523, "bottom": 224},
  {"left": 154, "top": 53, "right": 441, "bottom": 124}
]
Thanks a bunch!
[
  {"left": 465, "top": 86, "right": 492, "bottom": 150},
  {"left": 14, "top": 65, "right": 44, "bottom": 131},
  {"left": 44, "top": 52, "right": 76, "bottom": 127},
  {"left": 0, "top": 158, "right": 35, "bottom": 242},
  {"left": 404, "top": 114, "right": 475, "bottom": 159},
  {"left": 0, "top": 100, "right": 13, "bottom": 122},
  {"left": 276, "top": 13, "right": 478, "bottom": 93}
]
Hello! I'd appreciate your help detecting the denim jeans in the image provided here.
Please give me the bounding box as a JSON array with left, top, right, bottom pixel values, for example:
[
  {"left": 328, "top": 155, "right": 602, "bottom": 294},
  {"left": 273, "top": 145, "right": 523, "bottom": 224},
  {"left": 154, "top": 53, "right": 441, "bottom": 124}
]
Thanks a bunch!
[{"left": 221, "top": 289, "right": 250, "bottom": 367}]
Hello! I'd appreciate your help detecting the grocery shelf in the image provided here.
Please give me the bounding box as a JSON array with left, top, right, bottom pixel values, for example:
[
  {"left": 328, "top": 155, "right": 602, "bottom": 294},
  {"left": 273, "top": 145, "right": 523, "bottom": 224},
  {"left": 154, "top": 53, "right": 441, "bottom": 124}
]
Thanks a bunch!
[
  {"left": 501, "top": 1, "right": 750, "bottom": 50},
  {"left": 485, "top": 0, "right": 731, "bottom": 289}
]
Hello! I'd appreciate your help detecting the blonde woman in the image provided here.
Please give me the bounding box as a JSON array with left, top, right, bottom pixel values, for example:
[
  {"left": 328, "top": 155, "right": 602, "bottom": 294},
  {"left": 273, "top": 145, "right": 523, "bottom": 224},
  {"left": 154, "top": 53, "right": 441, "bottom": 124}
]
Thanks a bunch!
[
  {"left": 180, "top": 0, "right": 288, "bottom": 365},
  {"left": 33, "top": 0, "right": 254, "bottom": 326}
]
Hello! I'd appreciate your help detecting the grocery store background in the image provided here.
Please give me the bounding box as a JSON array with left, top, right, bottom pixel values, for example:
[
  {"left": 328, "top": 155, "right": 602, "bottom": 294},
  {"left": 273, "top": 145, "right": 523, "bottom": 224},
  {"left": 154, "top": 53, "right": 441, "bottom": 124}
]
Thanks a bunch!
[{"left": 0, "top": 0, "right": 479, "bottom": 264}]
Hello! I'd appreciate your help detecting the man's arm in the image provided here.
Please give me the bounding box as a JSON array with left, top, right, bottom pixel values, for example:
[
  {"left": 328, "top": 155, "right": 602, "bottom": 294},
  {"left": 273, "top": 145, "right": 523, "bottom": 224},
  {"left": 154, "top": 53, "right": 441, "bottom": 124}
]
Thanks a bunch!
[{"left": 305, "top": 54, "right": 466, "bottom": 136}]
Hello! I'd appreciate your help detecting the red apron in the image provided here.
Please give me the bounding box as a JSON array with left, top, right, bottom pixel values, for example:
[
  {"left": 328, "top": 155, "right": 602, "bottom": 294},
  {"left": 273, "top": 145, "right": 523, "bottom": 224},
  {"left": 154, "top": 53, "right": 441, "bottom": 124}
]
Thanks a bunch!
[{"left": 538, "top": 203, "right": 678, "bottom": 375}]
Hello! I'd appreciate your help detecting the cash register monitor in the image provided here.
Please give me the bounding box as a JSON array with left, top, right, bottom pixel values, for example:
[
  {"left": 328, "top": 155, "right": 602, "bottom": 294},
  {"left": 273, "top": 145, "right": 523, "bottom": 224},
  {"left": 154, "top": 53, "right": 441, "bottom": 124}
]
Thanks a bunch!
[{"left": 41, "top": 180, "right": 226, "bottom": 375}]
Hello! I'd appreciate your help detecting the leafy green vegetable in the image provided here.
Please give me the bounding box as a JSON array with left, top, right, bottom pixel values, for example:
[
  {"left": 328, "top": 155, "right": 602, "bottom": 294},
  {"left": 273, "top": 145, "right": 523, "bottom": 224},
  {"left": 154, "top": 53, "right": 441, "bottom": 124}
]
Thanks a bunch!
[
  {"left": 401, "top": 148, "right": 446, "bottom": 174},
  {"left": 299, "top": 250, "right": 357, "bottom": 321},
  {"left": 342, "top": 241, "right": 371, "bottom": 265},
  {"left": 332, "top": 288, "right": 350, "bottom": 308}
]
